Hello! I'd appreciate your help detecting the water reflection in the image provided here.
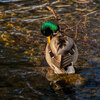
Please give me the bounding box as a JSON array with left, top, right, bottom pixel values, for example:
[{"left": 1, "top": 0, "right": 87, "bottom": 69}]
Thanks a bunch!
[
  {"left": 0, "top": 0, "right": 100, "bottom": 99},
  {"left": 0, "top": 0, "right": 10, "bottom": 2}
]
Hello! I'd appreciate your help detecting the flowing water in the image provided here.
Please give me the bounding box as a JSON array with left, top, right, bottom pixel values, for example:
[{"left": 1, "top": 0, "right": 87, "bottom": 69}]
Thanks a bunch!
[{"left": 0, "top": 0, "right": 100, "bottom": 100}]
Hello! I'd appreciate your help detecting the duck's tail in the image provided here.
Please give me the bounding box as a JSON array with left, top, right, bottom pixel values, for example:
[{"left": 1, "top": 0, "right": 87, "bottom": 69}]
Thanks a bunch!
[{"left": 65, "top": 62, "right": 75, "bottom": 74}]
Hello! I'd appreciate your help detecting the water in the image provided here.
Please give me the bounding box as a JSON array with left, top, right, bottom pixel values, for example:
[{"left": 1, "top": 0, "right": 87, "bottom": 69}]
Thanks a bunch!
[{"left": 0, "top": 0, "right": 100, "bottom": 99}]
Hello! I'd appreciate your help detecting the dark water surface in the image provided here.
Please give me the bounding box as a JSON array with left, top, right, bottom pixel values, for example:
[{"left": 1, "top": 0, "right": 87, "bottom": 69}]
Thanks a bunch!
[{"left": 0, "top": 0, "right": 100, "bottom": 100}]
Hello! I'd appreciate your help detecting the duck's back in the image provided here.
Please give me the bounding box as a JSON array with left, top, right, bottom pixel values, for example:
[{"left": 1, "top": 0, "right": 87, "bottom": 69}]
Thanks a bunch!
[{"left": 45, "top": 33, "right": 78, "bottom": 74}]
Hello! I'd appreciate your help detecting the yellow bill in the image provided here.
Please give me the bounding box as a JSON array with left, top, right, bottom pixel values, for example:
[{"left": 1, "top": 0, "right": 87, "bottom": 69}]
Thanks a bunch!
[{"left": 47, "top": 36, "right": 50, "bottom": 43}]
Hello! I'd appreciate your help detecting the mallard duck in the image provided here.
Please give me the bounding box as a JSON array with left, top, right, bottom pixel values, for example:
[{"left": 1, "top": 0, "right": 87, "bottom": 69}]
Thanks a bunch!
[{"left": 41, "top": 21, "right": 78, "bottom": 74}]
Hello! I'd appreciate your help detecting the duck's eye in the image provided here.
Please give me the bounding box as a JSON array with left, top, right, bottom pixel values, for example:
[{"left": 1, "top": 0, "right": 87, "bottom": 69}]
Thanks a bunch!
[{"left": 41, "top": 27, "right": 53, "bottom": 36}]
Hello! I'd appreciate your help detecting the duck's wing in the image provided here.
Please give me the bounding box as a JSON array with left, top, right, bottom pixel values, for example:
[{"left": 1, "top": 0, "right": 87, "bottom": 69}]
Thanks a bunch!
[
  {"left": 50, "top": 34, "right": 78, "bottom": 71},
  {"left": 60, "top": 44, "right": 76, "bottom": 70}
]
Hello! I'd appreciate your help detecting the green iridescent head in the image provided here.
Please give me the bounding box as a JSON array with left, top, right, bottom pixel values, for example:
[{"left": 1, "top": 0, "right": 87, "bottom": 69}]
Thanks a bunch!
[{"left": 41, "top": 21, "right": 59, "bottom": 37}]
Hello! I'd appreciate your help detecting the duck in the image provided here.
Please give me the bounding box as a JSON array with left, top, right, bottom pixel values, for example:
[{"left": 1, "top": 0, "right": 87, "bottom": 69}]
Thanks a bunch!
[{"left": 41, "top": 21, "right": 78, "bottom": 74}]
